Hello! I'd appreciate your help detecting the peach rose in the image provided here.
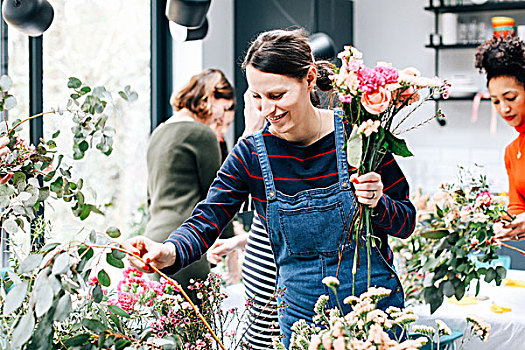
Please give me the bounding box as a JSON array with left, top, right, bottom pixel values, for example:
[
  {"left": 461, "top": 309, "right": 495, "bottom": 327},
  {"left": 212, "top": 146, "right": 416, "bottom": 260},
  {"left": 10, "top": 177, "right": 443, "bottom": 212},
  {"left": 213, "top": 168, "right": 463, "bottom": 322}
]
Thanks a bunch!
[{"left": 361, "top": 87, "right": 391, "bottom": 115}]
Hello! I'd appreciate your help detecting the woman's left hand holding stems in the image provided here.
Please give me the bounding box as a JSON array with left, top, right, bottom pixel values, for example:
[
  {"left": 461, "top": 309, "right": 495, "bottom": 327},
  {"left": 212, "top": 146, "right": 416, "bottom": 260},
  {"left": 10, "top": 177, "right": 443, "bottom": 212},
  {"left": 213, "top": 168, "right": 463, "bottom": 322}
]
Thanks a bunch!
[{"left": 350, "top": 172, "right": 383, "bottom": 209}]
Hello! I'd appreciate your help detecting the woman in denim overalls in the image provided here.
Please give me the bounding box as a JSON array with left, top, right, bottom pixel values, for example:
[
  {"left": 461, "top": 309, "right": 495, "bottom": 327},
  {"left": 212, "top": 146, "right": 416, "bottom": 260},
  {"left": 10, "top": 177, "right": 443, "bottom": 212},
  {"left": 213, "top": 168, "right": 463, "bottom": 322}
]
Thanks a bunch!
[{"left": 124, "top": 28, "right": 414, "bottom": 348}]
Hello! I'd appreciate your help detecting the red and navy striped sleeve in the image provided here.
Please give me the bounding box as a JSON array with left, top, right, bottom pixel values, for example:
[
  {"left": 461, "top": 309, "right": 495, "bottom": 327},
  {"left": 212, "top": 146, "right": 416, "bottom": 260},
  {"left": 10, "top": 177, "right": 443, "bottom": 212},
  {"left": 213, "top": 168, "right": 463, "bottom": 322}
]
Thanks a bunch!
[
  {"left": 372, "top": 152, "right": 416, "bottom": 240},
  {"left": 162, "top": 137, "right": 254, "bottom": 274}
]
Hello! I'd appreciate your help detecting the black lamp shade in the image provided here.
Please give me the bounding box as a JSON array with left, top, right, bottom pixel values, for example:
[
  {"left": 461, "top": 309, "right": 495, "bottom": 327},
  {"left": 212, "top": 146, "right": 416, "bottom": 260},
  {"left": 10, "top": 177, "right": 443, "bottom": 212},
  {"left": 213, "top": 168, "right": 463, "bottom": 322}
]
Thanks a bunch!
[
  {"left": 185, "top": 17, "right": 208, "bottom": 41},
  {"left": 308, "top": 32, "right": 336, "bottom": 61},
  {"left": 165, "top": 0, "right": 211, "bottom": 28},
  {"left": 2, "top": 0, "right": 54, "bottom": 37}
]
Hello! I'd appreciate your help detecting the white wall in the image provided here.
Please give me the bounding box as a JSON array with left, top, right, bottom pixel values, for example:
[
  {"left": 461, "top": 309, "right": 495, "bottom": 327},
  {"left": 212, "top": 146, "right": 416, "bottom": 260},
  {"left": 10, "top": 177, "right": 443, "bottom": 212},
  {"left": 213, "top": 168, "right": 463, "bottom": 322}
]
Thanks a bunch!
[{"left": 355, "top": 0, "right": 517, "bottom": 193}]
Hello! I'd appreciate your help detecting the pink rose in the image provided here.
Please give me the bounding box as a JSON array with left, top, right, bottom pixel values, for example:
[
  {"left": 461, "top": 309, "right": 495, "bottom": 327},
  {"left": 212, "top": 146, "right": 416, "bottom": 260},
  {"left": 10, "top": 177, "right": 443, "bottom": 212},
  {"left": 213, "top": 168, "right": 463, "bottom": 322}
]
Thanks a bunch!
[{"left": 361, "top": 87, "right": 391, "bottom": 115}]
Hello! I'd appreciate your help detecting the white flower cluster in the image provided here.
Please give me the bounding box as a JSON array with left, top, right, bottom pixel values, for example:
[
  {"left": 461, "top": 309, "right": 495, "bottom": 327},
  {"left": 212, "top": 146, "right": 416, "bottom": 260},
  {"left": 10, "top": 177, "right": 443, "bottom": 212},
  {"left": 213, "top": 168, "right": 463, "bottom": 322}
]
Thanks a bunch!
[
  {"left": 466, "top": 315, "right": 491, "bottom": 342},
  {"left": 435, "top": 319, "right": 451, "bottom": 336}
]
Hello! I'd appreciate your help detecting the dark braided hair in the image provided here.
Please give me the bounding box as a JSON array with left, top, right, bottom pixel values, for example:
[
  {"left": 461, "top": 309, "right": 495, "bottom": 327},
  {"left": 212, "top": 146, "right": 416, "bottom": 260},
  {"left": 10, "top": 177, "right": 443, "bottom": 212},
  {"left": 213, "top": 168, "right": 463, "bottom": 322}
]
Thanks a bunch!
[{"left": 475, "top": 35, "right": 525, "bottom": 87}]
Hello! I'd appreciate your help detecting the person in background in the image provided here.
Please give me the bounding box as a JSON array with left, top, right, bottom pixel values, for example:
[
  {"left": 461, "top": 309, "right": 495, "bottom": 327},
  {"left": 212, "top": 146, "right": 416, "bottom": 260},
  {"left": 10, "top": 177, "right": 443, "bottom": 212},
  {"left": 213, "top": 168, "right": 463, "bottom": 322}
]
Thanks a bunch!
[
  {"left": 475, "top": 35, "right": 525, "bottom": 241},
  {"left": 0, "top": 136, "right": 13, "bottom": 185},
  {"left": 144, "top": 68, "right": 235, "bottom": 303},
  {"left": 124, "top": 28, "right": 415, "bottom": 346}
]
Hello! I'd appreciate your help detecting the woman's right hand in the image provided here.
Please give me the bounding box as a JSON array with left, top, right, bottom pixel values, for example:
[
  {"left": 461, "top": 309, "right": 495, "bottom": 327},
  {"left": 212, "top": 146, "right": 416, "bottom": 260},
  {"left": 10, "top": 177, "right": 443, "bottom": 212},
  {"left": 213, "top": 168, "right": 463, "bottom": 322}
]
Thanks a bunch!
[
  {"left": 241, "top": 90, "right": 266, "bottom": 137},
  {"left": 495, "top": 212, "right": 525, "bottom": 241},
  {"left": 122, "top": 236, "right": 177, "bottom": 273},
  {"left": 0, "top": 136, "right": 13, "bottom": 185},
  {"left": 207, "top": 233, "right": 247, "bottom": 264}
]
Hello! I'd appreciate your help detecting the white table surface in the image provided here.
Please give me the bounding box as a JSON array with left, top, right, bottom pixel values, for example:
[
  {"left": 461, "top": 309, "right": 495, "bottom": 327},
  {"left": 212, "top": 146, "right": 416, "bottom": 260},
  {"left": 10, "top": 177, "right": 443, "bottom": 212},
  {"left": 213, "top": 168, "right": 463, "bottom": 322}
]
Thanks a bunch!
[{"left": 410, "top": 269, "right": 525, "bottom": 350}]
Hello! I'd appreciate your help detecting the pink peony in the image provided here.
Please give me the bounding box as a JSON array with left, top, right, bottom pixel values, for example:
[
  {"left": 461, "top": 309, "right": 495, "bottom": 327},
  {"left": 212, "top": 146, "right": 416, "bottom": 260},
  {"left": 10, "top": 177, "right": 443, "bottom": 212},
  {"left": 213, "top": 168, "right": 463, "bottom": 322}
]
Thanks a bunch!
[
  {"left": 375, "top": 65, "right": 398, "bottom": 84},
  {"left": 358, "top": 67, "right": 386, "bottom": 93},
  {"left": 361, "top": 87, "right": 391, "bottom": 115}
]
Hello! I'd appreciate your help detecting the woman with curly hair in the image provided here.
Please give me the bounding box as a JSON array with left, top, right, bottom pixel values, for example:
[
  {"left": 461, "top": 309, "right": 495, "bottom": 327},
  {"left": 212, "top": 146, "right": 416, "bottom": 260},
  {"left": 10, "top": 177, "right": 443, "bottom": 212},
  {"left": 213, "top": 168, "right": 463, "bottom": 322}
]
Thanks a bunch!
[{"left": 475, "top": 35, "right": 525, "bottom": 240}]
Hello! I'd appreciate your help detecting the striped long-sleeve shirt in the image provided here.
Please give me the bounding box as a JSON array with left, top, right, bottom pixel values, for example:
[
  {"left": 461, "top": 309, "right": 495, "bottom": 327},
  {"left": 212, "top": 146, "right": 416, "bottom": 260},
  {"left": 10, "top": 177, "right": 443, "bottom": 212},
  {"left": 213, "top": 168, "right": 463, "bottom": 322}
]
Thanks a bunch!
[{"left": 163, "top": 122, "right": 416, "bottom": 274}]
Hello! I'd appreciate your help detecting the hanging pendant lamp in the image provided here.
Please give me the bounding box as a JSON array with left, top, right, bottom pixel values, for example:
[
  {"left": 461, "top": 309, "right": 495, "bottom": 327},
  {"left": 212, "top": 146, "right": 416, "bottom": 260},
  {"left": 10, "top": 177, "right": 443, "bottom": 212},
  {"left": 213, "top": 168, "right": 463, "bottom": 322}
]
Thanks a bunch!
[
  {"left": 2, "top": 0, "right": 54, "bottom": 37},
  {"left": 165, "top": 0, "right": 211, "bottom": 28},
  {"left": 308, "top": 32, "right": 336, "bottom": 61}
]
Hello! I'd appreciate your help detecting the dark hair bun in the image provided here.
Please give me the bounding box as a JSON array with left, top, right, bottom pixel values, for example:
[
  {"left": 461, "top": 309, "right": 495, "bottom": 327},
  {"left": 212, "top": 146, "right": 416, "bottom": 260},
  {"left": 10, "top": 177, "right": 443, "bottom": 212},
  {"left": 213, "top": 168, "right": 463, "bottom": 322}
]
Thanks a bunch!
[
  {"left": 315, "top": 61, "right": 334, "bottom": 92},
  {"left": 475, "top": 36, "right": 525, "bottom": 85}
]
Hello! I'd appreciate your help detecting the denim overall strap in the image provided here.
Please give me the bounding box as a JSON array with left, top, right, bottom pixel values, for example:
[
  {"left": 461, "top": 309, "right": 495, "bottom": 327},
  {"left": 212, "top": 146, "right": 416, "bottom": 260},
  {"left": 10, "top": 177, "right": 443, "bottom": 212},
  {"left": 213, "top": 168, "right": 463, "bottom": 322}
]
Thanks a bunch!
[
  {"left": 253, "top": 130, "right": 277, "bottom": 201},
  {"left": 333, "top": 110, "right": 351, "bottom": 189}
]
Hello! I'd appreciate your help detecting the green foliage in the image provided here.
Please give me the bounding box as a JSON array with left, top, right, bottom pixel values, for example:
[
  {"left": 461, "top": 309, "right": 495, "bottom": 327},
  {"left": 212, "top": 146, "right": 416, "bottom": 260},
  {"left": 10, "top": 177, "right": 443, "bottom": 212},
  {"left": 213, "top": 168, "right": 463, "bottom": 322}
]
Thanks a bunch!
[
  {"left": 391, "top": 169, "right": 510, "bottom": 312},
  {"left": 0, "top": 75, "right": 137, "bottom": 235}
]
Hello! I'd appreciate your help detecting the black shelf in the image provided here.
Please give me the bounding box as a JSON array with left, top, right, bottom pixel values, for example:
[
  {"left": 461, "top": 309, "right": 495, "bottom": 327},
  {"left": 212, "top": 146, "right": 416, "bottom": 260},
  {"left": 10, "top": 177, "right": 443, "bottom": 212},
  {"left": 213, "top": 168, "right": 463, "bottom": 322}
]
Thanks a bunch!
[
  {"left": 432, "top": 96, "right": 490, "bottom": 101},
  {"left": 426, "top": 43, "right": 483, "bottom": 49},
  {"left": 425, "top": 2, "right": 525, "bottom": 14}
]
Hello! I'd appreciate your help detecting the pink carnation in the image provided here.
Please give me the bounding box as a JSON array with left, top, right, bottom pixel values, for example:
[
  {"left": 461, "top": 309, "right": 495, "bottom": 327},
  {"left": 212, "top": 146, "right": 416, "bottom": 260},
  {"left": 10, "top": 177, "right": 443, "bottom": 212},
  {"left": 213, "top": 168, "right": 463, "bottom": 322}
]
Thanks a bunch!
[
  {"left": 374, "top": 66, "right": 398, "bottom": 84},
  {"left": 116, "top": 291, "right": 138, "bottom": 312},
  {"left": 358, "top": 67, "right": 386, "bottom": 93},
  {"left": 123, "top": 266, "right": 143, "bottom": 279}
]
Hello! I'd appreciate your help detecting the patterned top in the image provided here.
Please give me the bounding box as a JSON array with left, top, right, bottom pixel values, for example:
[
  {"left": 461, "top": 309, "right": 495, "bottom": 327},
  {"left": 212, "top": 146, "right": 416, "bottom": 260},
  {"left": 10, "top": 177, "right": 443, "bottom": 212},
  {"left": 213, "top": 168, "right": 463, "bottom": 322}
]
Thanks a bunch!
[{"left": 163, "top": 111, "right": 416, "bottom": 274}]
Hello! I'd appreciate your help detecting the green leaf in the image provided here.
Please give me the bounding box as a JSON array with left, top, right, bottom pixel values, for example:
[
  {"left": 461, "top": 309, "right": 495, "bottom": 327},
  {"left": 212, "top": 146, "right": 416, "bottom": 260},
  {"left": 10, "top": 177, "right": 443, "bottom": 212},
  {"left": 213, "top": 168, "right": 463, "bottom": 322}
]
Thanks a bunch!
[
  {"left": 442, "top": 281, "right": 455, "bottom": 298},
  {"left": 384, "top": 130, "right": 414, "bottom": 157},
  {"left": 106, "top": 252, "right": 124, "bottom": 268},
  {"left": 79, "top": 204, "right": 91, "bottom": 220},
  {"left": 420, "top": 229, "right": 449, "bottom": 239},
  {"left": 92, "top": 284, "right": 104, "bottom": 303},
  {"left": 454, "top": 283, "right": 466, "bottom": 301},
  {"left": 3, "top": 282, "right": 27, "bottom": 315},
  {"left": 78, "top": 140, "right": 89, "bottom": 152},
  {"left": 107, "top": 304, "right": 130, "bottom": 318},
  {"left": 63, "top": 334, "right": 91, "bottom": 347},
  {"left": 82, "top": 318, "right": 107, "bottom": 334},
  {"left": 11, "top": 171, "right": 26, "bottom": 185},
  {"left": 34, "top": 277, "right": 54, "bottom": 317},
  {"left": 111, "top": 248, "right": 126, "bottom": 260},
  {"left": 19, "top": 253, "right": 43, "bottom": 273},
  {"left": 115, "top": 338, "right": 132, "bottom": 350},
  {"left": 3, "top": 218, "right": 19, "bottom": 234},
  {"left": 97, "top": 270, "right": 111, "bottom": 287},
  {"left": 12, "top": 312, "right": 35, "bottom": 348},
  {"left": 67, "top": 77, "right": 82, "bottom": 89},
  {"left": 346, "top": 124, "right": 362, "bottom": 168},
  {"left": 496, "top": 265, "right": 507, "bottom": 279},
  {"left": 52, "top": 253, "right": 70, "bottom": 275},
  {"left": 52, "top": 130, "right": 60, "bottom": 138},
  {"left": 118, "top": 91, "right": 128, "bottom": 101},
  {"left": 484, "top": 268, "right": 497, "bottom": 283},
  {"left": 80, "top": 86, "right": 91, "bottom": 95},
  {"left": 53, "top": 293, "right": 72, "bottom": 322},
  {"left": 106, "top": 226, "right": 121, "bottom": 238},
  {"left": 435, "top": 205, "right": 444, "bottom": 218}
]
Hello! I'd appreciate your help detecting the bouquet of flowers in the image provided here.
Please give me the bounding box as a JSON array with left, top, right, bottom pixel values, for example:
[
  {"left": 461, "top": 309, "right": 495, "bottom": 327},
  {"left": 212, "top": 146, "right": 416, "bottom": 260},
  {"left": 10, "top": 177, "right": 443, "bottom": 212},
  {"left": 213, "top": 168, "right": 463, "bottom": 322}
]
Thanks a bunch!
[
  {"left": 329, "top": 46, "right": 450, "bottom": 287},
  {"left": 272, "top": 277, "right": 489, "bottom": 350},
  {"left": 391, "top": 168, "right": 514, "bottom": 312}
]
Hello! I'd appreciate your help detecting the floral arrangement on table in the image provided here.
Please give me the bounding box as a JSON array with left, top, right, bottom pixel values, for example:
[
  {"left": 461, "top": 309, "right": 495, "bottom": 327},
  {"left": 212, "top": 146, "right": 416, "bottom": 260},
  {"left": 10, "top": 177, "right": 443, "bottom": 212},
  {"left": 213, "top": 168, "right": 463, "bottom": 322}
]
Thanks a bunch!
[
  {"left": 272, "top": 277, "right": 490, "bottom": 350},
  {"left": 1, "top": 226, "right": 280, "bottom": 349},
  {"left": 329, "top": 46, "right": 450, "bottom": 287},
  {"left": 390, "top": 168, "right": 514, "bottom": 312}
]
